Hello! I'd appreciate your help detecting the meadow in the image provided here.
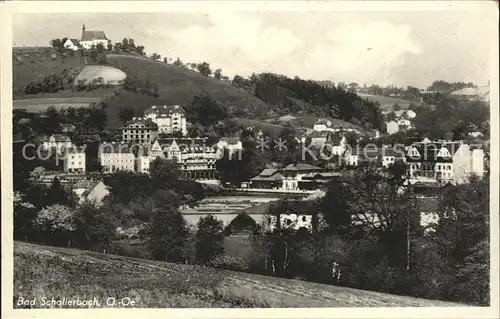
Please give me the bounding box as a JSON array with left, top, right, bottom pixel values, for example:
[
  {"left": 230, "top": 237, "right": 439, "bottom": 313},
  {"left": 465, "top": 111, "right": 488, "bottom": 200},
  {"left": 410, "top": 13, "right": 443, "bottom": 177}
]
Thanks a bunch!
[
  {"left": 14, "top": 241, "right": 464, "bottom": 308},
  {"left": 357, "top": 93, "right": 413, "bottom": 112}
]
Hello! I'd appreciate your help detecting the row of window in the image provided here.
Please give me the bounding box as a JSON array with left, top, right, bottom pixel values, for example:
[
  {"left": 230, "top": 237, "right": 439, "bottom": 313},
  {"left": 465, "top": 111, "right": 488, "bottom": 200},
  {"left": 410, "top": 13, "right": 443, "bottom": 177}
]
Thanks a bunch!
[{"left": 124, "top": 134, "right": 151, "bottom": 138}]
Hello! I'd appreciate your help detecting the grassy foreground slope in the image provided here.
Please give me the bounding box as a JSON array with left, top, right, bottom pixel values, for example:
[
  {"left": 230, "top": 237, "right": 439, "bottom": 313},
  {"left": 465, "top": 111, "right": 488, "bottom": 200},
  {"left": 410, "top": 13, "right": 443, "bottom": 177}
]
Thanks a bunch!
[{"left": 14, "top": 242, "right": 463, "bottom": 308}]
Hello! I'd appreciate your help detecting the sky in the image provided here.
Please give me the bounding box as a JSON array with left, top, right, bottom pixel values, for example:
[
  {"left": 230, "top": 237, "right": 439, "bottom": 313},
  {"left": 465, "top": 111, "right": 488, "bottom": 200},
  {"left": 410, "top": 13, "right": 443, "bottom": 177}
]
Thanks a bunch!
[{"left": 12, "top": 7, "right": 496, "bottom": 88}]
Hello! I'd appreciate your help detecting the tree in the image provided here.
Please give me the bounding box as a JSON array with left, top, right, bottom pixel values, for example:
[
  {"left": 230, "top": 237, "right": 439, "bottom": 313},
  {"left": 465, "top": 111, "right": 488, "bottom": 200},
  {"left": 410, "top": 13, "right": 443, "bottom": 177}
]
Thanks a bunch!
[
  {"left": 173, "top": 57, "right": 184, "bottom": 67},
  {"left": 393, "top": 103, "right": 402, "bottom": 111},
  {"left": 163, "top": 57, "right": 168, "bottom": 63},
  {"left": 33, "top": 204, "right": 75, "bottom": 247},
  {"left": 122, "top": 38, "right": 129, "bottom": 51},
  {"left": 147, "top": 200, "right": 190, "bottom": 263},
  {"left": 150, "top": 158, "right": 183, "bottom": 190},
  {"left": 73, "top": 201, "right": 117, "bottom": 251},
  {"left": 151, "top": 53, "right": 161, "bottom": 60},
  {"left": 104, "top": 171, "right": 153, "bottom": 204},
  {"left": 118, "top": 105, "right": 136, "bottom": 123},
  {"left": 321, "top": 167, "right": 417, "bottom": 269},
  {"left": 50, "top": 38, "right": 62, "bottom": 49},
  {"left": 46, "top": 177, "right": 74, "bottom": 207},
  {"left": 14, "top": 191, "right": 37, "bottom": 241},
  {"left": 195, "top": 214, "right": 225, "bottom": 264},
  {"left": 214, "top": 68, "right": 222, "bottom": 80},
  {"left": 196, "top": 62, "right": 212, "bottom": 77},
  {"left": 185, "top": 94, "right": 228, "bottom": 126},
  {"left": 151, "top": 189, "right": 180, "bottom": 211}
]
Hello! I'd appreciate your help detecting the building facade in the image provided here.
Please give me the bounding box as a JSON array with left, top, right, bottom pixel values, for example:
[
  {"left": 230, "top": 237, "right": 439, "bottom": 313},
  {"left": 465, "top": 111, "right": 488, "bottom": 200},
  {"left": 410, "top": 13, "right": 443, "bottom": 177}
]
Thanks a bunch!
[
  {"left": 144, "top": 105, "right": 188, "bottom": 136},
  {"left": 98, "top": 142, "right": 136, "bottom": 173},
  {"left": 60, "top": 147, "right": 86, "bottom": 173},
  {"left": 80, "top": 24, "right": 109, "bottom": 50},
  {"left": 121, "top": 117, "right": 158, "bottom": 145}
]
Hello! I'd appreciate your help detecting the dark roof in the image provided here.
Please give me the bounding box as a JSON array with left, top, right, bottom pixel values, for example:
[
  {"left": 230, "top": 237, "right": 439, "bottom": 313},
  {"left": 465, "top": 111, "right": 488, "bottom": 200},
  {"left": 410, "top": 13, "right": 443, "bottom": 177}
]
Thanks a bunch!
[
  {"left": 250, "top": 173, "right": 283, "bottom": 182},
  {"left": 283, "top": 163, "right": 322, "bottom": 171},
  {"left": 407, "top": 142, "right": 461, "bottom": 163},
  {"left": 302, "top": 172, "right": 342, "bottom": 180},
  {"left": 123, "top": 118, "right": 158, "bottom": 129},
  {"left": 259, "top": 168, "right": 279, "bottom": 177},
  {"left": 81, "top": 30, "right": 107, "bottom": 41},
  {"left": 145, "top": 105, "right": 185, "bottom": 116}
]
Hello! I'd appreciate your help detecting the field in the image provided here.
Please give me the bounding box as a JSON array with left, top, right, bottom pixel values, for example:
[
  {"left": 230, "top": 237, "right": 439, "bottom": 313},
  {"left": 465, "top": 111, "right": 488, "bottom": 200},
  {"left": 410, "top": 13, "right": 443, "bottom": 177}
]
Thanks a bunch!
[
  {"left": 357, "top": 94, "right": 413, "bottom": 112},
  {"left": 14, "top": 242, "right": 464, "bottom": 308},
  {"left": 13, "top": 89, "right": 115, "bottom": 112},
  {"left": 73, "top": 65, "right": 127, "bottom": 85},
  {"left": 103, "top": 55, "right": 271, "bottom": 125},
  {"left": 279, "top": 114, "right": 366, "bottom": 133},
  {"left": 13, "top": 50, "right": 88, "bottom": 98},
  {"left": 232, "top": 118, "right": 287, "bottom": 138}
]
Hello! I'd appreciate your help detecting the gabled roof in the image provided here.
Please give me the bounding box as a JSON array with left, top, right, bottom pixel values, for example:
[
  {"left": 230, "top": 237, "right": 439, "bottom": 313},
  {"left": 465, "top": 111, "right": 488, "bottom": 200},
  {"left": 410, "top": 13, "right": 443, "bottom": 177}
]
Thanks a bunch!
[
  {"left": 66, "top": 39, "right": 79, "bottom": 46},
  {"left": 81, "top": 30, "right": 107, "bottom": 41},
  {"left": 81, "top": 181, "right": 103, "bottom": 198},
  {"left": 250, "top": 172, "right": 283, "bottom": 182},
  {"left": 259, "top": 168, "right": 279, "bottom": 177},
  {"left": 145, "top": 105, "right": 185, "bottom": 117},
  {"left": 123, "top": 117, "right": 158, "bottom": 129}
]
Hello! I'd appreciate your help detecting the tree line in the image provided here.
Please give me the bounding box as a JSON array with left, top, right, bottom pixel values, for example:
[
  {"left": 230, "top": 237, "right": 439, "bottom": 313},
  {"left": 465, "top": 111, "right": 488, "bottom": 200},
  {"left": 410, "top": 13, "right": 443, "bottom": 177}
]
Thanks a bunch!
[{"left": 13, "top": 154, "right": 489, "bottom": 305}]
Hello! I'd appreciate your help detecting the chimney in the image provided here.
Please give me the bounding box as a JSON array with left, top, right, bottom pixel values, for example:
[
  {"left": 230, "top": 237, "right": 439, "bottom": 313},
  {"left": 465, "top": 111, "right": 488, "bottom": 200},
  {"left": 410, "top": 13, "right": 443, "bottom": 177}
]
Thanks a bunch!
[{"left": 82, "top": 24, "right": 86, "bottom": 40}]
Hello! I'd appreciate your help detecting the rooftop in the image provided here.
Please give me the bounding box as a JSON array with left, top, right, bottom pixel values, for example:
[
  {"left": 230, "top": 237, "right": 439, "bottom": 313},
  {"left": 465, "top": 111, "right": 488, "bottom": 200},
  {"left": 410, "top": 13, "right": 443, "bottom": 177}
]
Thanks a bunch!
[
  {"left": 81, "top": 30, "right": 107, "bottom": 42},
  {"left": 145, "top": 105, "right": 186, "bottom": 116}
]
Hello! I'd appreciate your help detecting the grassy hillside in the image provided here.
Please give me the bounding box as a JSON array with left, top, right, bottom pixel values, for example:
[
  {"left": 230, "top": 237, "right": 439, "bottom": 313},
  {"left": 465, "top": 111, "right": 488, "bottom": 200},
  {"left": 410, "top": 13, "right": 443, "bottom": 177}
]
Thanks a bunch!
[
  {"left": 272, "top": 115, "right": 366, "bottom": 133},
  {"left": 357, "top": 93, "right": 413, "bottom": 112},
  {"left": 13, "top": 49, "right": 88, "bottom": 97},
  {"left": 13, "top": 51, "right": 271, "bottom": 128},
  {"left": 104, "top": 55, "right": 271, "bottom": 125},
  {"left": 14, "top": 242, "right": 463, "bottom": 308}
]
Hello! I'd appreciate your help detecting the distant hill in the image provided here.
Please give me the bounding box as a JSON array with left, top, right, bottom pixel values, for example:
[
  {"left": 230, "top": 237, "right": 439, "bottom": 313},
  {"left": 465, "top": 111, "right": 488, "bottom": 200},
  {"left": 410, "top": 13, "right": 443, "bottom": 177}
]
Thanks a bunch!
[
  {"left": 357, "top": 93, "right": 413, "bottom": 112},
  {"left": 450, "top": 86, "right": 490, "bottom": 102},
  {"left": 14, "top": 241, "right": 463, "bottom": 308}
]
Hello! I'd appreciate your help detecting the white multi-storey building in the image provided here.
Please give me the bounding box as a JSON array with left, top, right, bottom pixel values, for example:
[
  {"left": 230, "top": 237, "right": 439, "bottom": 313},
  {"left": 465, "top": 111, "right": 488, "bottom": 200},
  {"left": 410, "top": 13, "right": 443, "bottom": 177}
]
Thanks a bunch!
[
  {"left": 144, "top": 105, "right": 188, "bottom": 136},
  {"left": 60, "top": 147, "right": 86, "bottom": 173},
  {"left": 98, "top": 142, "right": 135, "bottom": 173}
]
